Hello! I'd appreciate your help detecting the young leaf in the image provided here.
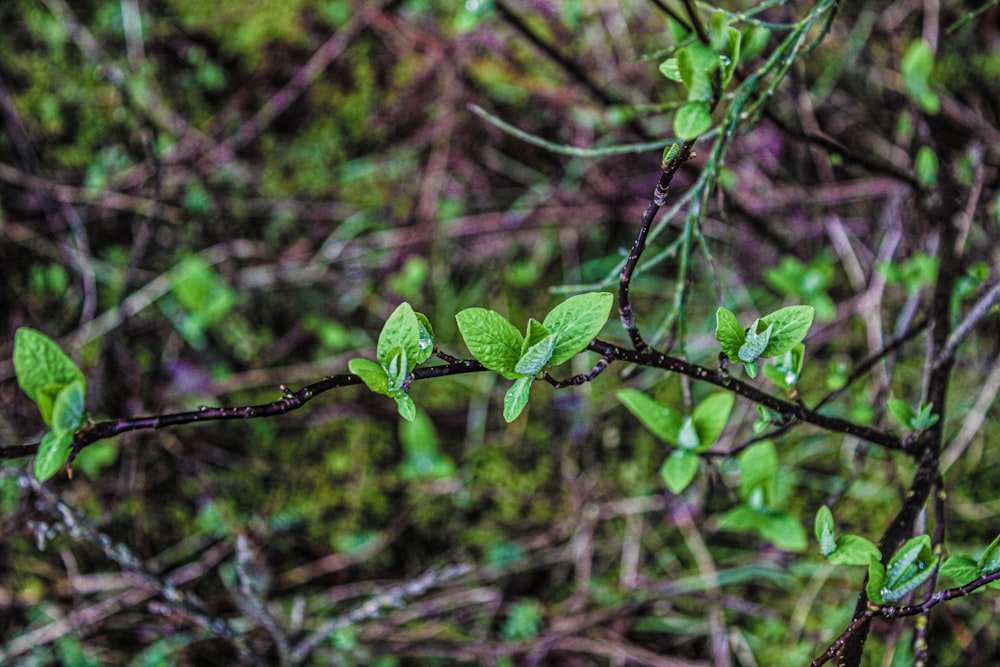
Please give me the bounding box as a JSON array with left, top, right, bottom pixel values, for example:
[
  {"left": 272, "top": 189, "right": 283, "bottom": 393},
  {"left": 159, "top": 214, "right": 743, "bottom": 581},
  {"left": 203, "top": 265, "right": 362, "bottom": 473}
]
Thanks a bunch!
[
  {"left": 714, "top": 307, "right": 745, "bottom": 360},
  {"left": 658, "top": 58, "right": 682, "bottom": 82},
  {"left": 759, "top": 306, "right": 814, "bottom": 358},
  {"left": 738, "top": 440, "right": 777, "bottom": 507},
  {"left": 738, "top": 320, "right": 772, "bottom": 362},
  {"left": 617, "top": 389, "right": 682, "bottom": 444},
  {"left": 35, "top": 430, "right": 73, "bottom": 482},
  {"left": 384, "top": 347, "right": 409, "bottom": 393},
  {"left": 939, "top": 555, "right": 981, "bottom": 587},
  {"left": 456, "top": 308, "right": 524, "bottom": 379},
  {"left": 674, "top": 101, "right": 712, "bottom": 140},
  {"left": 763, "top": 344, "right": 805, "bottom": 391},
  {"left": 881, "top": 534, "right": 937, "bottom": 601},
  {"left": 348, "top": 358, "right": 390, "bottom": 395},
  {"left": 901, "top": 39, "right": 939, "bottom": 114},
  {"left": 866, "top": 557, "right": 888, "bottom": 605},
  {"left": 394, "top": 393, "right": 416, "bottom": 422},
  {"left": 814, "top": 505, "right": 836, "bottom": 556},
  {"left": 828, "top": 534, "right": 881, "bottom": 566},
  {"left": 515, "top": 333, "right": 559, "bottom": 376},
  {"left": 521, "top": 318, "right": 549, "bottom": 356},
  {"left": 51, "top": 381, "right": 87, "bottom": 435},
  {"left": 887, "top": 398, "right": 916, "bottom": 430},
  {"left": 915, "top": 146, "right": 938, "bottom": 186},
  {"left": 542, "top": 292, "right": 613, "bottom": 366},
  {"left": 718, "top": 27, "right": 741, "bottom": 87},
  {"left": 978, "top": 533, "right": 1000, "bottom": 575},
  {"left": 414, "top": 312, "right": 435, "bottom": 364},
  {"left": 503, "top": 376, "right": 533, "bottom": 422},
  {"left": 740, "top": 25, "right": 770, "bottom": 61},
  {"left": 377, "top": 303, "right": 420, "bottom": 375},
  {"left": 677, "top": 43, "right": 719, "bottom": 90},
  {"left": 676, "top": 417, "right": 700, "bottom": 450},
  {"left": 744, "top": 360, "right": 759, "bottom": 379},
  {"left": 661, "top": 449, "right": 699, "bottom": 494},
  {"left": 13, "top": 328, "right": 86, "bottom": 422},
  {"left": 691, "top": 392, "right": 735, "bottom": 450},
  {"left": 759, "top": 511, "right": 808, "bottom": 552}
]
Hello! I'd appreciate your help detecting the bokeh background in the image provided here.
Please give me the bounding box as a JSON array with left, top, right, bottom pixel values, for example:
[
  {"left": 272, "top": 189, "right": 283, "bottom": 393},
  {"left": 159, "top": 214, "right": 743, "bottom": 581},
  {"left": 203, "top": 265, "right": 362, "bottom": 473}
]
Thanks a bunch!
[{"left": 1, "top": 0, "right": 999, "bottom": 665}]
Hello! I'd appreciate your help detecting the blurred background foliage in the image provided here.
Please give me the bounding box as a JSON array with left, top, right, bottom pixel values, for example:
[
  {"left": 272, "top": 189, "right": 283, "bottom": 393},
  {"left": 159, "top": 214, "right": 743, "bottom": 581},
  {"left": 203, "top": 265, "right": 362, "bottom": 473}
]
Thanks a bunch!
[{"left": 1, "top": 0, "right": 999, "bottom": 665}]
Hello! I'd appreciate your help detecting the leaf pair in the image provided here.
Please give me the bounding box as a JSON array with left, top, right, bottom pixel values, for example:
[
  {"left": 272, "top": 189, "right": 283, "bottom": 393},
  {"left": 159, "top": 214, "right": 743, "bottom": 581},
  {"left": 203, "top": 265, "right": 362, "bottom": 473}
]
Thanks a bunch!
[
  {"left": 887, "top": 398, "right": 939, "bottom": 433},
  {"left": 349, "top": 303, "right": 434, "bottom": 421},
  {"left": 939, "top": 533, "right": 1000, "bottom": 591},
  {"left": 13, "top": 328, "right": 90, "bottom": 481},
  {"left": 617, "top": 390, "right": 734, "bottom": 494},
  {"left": 717, "top": 440, "right": 807, "bottom": 552},
  {"left": 457, "top": 292, "right": 613, "bottom": 422},
  {"left": 715, "top": 305, "right": 814, "bottom": 378}
]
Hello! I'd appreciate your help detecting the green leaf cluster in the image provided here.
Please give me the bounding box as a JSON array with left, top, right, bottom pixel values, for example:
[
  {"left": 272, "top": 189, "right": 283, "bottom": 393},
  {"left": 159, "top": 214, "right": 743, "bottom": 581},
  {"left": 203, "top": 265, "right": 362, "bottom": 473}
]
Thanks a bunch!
[
  {"left": 13, "top": 328, "right": 90, "bottom": 481},
  {"left": 456, "top": 292, "right": 613, "bottom": 422},
  {"left": 764, "top": 254, "right": 836, "bottom": 321},
  {"left": 719, "top": 441, "right": 807, "bottom": 552},
  {"left": 617, "top": 389, "right": 734, "bottom": 494},
  {"left": 715, "top": 305, "right": 815, "bottom": 378},
  {"left": 349, "top": 302, "right": 434, "bottom": 421},
  {"left": 886, "top": 398, "right": 939, "bottom": 433},
  {"left": 815, "top": 507, "right": 943, "bottom": 604},
  {"left": 867, "top": 535, "right": 939, "bottom": 604},
  {"left": 658, "top": 11, "right": 749, "bottom": 140}
]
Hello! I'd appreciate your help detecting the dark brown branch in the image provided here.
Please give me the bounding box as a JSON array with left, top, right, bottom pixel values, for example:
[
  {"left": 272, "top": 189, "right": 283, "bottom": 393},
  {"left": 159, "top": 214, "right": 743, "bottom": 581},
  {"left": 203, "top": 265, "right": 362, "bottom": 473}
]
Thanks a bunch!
[{"left": 618, "top": 140, "right": 697, "bottom": 352}]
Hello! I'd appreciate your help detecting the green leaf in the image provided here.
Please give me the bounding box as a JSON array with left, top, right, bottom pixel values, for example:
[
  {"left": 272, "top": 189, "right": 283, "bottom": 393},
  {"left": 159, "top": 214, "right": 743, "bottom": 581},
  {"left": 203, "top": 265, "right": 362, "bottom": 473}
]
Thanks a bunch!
[
  {"left": 828, "top": 534, "right": 882, "bottom": 566},
  {"left": 814, "top": 505, "right": 836, "bottom": 556},
  {"left": 881, "top": 535, "right": 937, "bottom": 601},
  {"left": 13, "top": 328, "right": 86, "bottom": 424},
  {"left": 456, "top": 308, "right": 524, "bottom": 379},
  {"left": 542, "top": 292, "right": 613, "bottom": 366},
  {"left": 515, "top": 333, "right": 559, "bottom": 376},
  {"left": 760, "top": 511, "right": 807, "bottom": 552},
  {"left": 718, "top": 27, "right": 740, "bottom": 87},
  {"left": 759, "top": 306, "right": 814, "bottom": 358},
  {"left": 348, "top": 358, "right": 389, "bottom": 395},
  {"left": 170, "top": 254, "right": 236, "bottom": 326},
  {"left": 714, "top": 307, "right": 745, "bottom": 360},
  {"left": 719, "top": 504, "right": 769, "bottom": 532},
  {"left": 35, "top": 430, "right": 72, "bottom": 482},
  {"left": 674, "top": 101, "right": 712, "bottom": 140},
  {"left": 52, "top": 381, "right": 86, "bottom": 435},
  {"left": 677, "top": 43, "right": 719, "bottom": 89},
  {"left": 915, "top": 146, "right": 938, "bottom": 186},
  {"left": 691, "top": 392, "right": 735, "bottom": 450},
  {"left": 738, "top": 320, "right": 772, "bottom": 362},
  {"left": 394, "top": 393, "right": 416, "bottom": 422},
  {"left": 399, "top": 410, "right": 455, "bottom": 480},
  {"left": 978, "top": 533, "right": 1000, "bottom": 574},
  {"left": 503, "top": 376, "right": 533, "bottom": 422},
  {"left": 377, "top": 303, "right": 420, "bottom": 376},
  {"left": 763, "top": 344, "right": 805, "bottom": 391},
  {"left": 866, "top": 557, "right": 887, "bottom": 605},
  {"left": 676, "top": 417, "right": 700, "bottom": 450},
  {"left": 913, "top": 402, "right": 939, "bottom": 431},
  {"left": 521, "top": 318, "right": 549, "bottom": 356},
  {"left": 617, "top": 389, "right": 682, "bottom": 443},
  {"left": 659, "top": 58, "right": 682, "bottom": 82},
  {"left": 744, "top": 360, "right": 759, "bottom": 378},
  {"left": 901, "top": 39, "right": 939, "bottom": 114},
  {"left": 940, "top": 555, "right": 980, "bottom": 586},
  {"left": 384, "top": 346, "right": 409, "bottom": 393},
  {"left": 887, "top": 398, "right": 916, "bottom": 430},
  {"left": 661, "top": 449, "right": 699, "bottom": 494},
  {"left": 738, "top": 440, "right": 777, "bottom": 507},
  {"left": 414, "top": 312, "right": 435, "bottom": 364},
  {"left": 740, "top": 24, "right": 770, "bottom": 61}
]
